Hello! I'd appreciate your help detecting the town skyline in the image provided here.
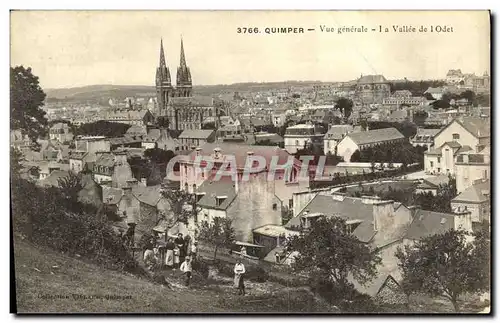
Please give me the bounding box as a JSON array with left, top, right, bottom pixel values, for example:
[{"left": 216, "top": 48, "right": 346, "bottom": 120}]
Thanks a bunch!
[{"left": 11, "top": 11, "right": 490, "bottom": 89}]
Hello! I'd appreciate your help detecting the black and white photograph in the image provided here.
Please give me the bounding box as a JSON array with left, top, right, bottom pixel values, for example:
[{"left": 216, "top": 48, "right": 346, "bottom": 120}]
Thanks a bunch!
[{"left": 9, "top": 10, "right": 491, "bottom": 314}]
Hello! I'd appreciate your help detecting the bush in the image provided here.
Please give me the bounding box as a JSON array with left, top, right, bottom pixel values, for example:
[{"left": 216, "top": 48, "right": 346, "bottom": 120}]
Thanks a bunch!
[
  {"left": 11, "top": 177, "right": 145, "bottom": 277},
  {"left": 246, "top": 266, "right": 269, "bottom": 283},
  {"left": 193, "top": 258, "right": 210, "bottom": 279}
]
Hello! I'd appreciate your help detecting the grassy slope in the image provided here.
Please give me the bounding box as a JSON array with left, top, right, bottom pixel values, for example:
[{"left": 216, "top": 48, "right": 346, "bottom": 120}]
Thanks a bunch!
[{"left": 13, "top": 239, "right": 334, "bottom": 313}]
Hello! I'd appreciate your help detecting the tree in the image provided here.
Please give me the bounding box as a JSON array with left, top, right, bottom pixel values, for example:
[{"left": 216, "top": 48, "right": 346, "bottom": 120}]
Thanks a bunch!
[
  {"left": 350, "top": 150, "right": 361, "bottom": 162},
  {"left": 10, "top": 146, "right": 25, "bottom": 178},
  {"left": 198, "top": 217, "right": 235, "bottom": 260},
  {"left": 159, "top": 189, "right": 196, "bottom": 232},
  {"left": 144, "top": 148, "right": 175, "bottom": 165},
  {"left": 334, "top": 97, "right": 354, "bottom": 121},
  {"left": 201, "top": 122, "right": 216, "bottom": 130},
  {"left": 286, "top": 216, "right": 381, "bottom": 289},
  {"left": 10, "top": 66, "right": 48, "bottom": 146},
  {"left": 58, "top": 172, "right": 83, "bottom": 204},
  {"left": 75, "top": 121, "right": 131, "bottom": 137},
  {"left": 395, "top": 229, "right": 489, "bottom": 312},
  {"left": 157, "top": 116, "right": 170, "bottom": 129}
]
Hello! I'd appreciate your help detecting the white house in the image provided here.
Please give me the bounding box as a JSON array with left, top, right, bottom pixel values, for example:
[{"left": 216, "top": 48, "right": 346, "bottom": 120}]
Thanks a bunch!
[{"left": 284, "top": 123, "right": 324, "bottom": 154}]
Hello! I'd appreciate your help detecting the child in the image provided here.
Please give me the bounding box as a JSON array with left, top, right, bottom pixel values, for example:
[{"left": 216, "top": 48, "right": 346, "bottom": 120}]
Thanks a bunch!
[{"left": 180, "top": 257, "right": 193, "bottom": 286}]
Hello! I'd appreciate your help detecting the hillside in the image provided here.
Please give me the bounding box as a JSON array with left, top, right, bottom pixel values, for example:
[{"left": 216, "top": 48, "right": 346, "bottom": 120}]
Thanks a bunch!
[{"left": 13, "top": 239, "right": 334, "bottom": 313}]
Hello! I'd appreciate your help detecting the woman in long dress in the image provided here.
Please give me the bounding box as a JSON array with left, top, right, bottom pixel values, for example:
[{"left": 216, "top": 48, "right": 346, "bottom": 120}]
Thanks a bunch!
[
  {"left": 173, "top": 246, "right": 180, "bottom": 269},
  {"left": 165, "top": 237, "right": 175, "bottom": 268},
  {"left": 234, "top": 260, "right": 246, "bottom": 295}
]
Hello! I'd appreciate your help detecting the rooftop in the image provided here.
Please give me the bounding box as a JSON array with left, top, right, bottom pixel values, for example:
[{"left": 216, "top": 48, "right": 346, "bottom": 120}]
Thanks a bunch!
[{"left": 346, "top": 127, "right": 405, "bottom": 145}]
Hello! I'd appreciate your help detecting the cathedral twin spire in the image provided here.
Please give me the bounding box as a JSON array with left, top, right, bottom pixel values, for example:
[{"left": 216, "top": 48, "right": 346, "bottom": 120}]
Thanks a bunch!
[{"left": 156, "top": 37, "right": 191, "bottom": 88}]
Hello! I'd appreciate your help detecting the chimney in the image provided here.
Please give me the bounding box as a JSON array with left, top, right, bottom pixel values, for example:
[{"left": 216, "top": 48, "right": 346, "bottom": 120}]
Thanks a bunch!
[
  {"left": 372, "top": 200, "right": 394, "bottom": 232},
  {"left": 126, "top": 179, "right": 138, "bottom": 188},
  {"left": 122, "top": 186, "right": 133, "bottom": 196},
  {"left": 141, "top": 177, "right": 147, "bottom": 186},
  {"left": 114, "top": 151, "right": 128, "bottom": 166}
]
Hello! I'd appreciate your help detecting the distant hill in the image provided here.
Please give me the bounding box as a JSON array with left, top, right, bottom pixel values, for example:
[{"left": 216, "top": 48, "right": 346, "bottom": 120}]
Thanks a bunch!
[{"left": 44, "top": 81, "right": 332, "bottom": 103}]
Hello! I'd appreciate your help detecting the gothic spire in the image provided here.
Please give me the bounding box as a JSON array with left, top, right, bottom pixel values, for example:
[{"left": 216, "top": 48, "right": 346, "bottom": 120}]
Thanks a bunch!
[
  {"left": 159, "top": 38, "right": 166, "bottom": 67},
  {"left": 180, "top": 37, "right": 186, "bottom": 68}
]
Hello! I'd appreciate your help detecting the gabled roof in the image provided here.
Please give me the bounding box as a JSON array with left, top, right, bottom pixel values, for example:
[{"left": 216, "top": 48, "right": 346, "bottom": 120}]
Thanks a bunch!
[
  {"left": 405, "top": 210, "right": 456, "bottom": 240},
  {"left": 196, "top": 180, "right": 237, "bottom": 210},
  {"left": 133, "top": 185, "right": 162, "bottom": 206},
  {"left": 39, "top": 170, "right": 71, "bottom": 187},
  {"left": 95, "top": 153, "right": 115, "bottom": 168},
  {"left": 358, "top": 74, "right": 388, "bottom": 84},
  {"left": 346, "top": 128, "right": 405, "bottom": 146},
  {"left": 433, "top": 117, "right": 491, "bottom": 141},
  {"left": 178, "top": 129, "right": 215, "bottom": 140},
  {"left": 325, "top": 125, "right": 353, "bottom": 140},
  {"left": 452, "top": 180, "right": 490, "bottom": 204},
  {"left": 424, "top": 147, "right": 442, "bottom": 156},
  {"left": 68, "top": 150, "right": 88, "bottom": 160},
  {"left": 441, "top": 141, "right": 462, "bottom": 149},
  {"left": 284, "top": 194, "right": 376, "bottom": 243}
]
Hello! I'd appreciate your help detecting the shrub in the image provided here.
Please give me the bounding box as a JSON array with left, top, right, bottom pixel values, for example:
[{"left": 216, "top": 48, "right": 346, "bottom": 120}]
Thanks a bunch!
[
  {"left": 11, "top": 177, "right": 145, "bottom": 277},
  {"left": 193, "top": 258, "right": 210, "bottom": 279}
]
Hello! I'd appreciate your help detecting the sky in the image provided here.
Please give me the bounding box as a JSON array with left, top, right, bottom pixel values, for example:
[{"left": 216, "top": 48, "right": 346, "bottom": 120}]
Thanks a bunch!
[{"left": 10, "top": 10, "right": 490, "bottom": 89}]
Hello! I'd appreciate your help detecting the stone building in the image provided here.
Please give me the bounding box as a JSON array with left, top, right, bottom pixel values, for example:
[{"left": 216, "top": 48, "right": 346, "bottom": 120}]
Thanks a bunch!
[{"left": 355, "top": 74, "right": 391, "bottom": 104}]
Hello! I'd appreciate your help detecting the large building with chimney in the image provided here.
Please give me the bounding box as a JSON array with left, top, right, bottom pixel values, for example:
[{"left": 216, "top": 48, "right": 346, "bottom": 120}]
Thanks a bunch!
[{"left": 155, "top": 38, "right": 215, "bottom": 131}]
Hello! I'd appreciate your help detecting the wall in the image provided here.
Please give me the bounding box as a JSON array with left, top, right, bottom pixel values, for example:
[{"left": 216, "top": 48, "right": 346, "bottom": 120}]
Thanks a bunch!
[
  {"left": 372, "top": 203, "right": 412, "bottom": 245},
  {"left": 196, "top": 208, "right": 227, "bottom": 226},
  {"left": 69, "top": 159, "right": 84, "bottom": 173},
  {"left": 142, "top": 142, "right": 156, "bottom": 150},
  {"left": 434, "top": 121, "right": 479, "bottom": 150},
  {"left": 453, "top": 211, "right": 473, "bottom": 232},
  {"left": 336, "top": 136, "right": 359, "bottom": 163},
  {"left": 94, "top": 173, "right": 113, "bottom": 184},
  {"left": 323, "top": 138, "right": 340, "bottom": 155},
  {"left": 226, "top": 172, "right": 282, "bottom": 242},
  {"left": 451, "top": 201, "right": 489, "bottom": 223},
  {"left": 424, "top": 154, "right": 440, "bottom": 174},
  {"left": 455, "top": 163, "right": 490, "bottom": 193},
  {"left": 284, "top": 136, "right": 310, "bottom": 154},
  {"left": 292, "top": 189, "right": 323, "bottom": 217}
]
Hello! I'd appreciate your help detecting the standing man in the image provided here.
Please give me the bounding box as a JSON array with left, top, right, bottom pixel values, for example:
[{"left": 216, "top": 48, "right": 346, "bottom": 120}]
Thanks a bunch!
[
  {"left": 180, "top": 257, "right": 193, "bottom": 286},
  {"left": 191, "top": 241, "right": 198, "bottom": 263},
  {"left": 234, "top": 259, "right": 246, "bottom": 296},
  {"left": 174, "top": 233, "right": 186, "bottom": 264}
]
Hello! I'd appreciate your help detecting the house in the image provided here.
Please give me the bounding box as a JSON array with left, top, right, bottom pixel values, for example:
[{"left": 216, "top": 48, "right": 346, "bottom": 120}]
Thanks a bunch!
[
  {"left": 424, "top": 87, "right": 445, "bottom": 100},
  {"left": 284, "top": 123, "right": 324, "bottom": 154},
  {"left": 410, "top": 128, "right": 440, "bottom": 149},
  {"left": 336, "top": 128, "right": 405, "bottom": 162},
  {"left": 323, "top": 125, "right": 358, "bottom": 155},
  {"left": 272, "top": 112, "right": 287, "bottom": 128},
  {"left": 454, "top": 145, "right": 490, "bottom": 193},
  {"left": 179, "top": 142, "right": 308, "bottom": 242},
  {"left": 424, "top": 117, "right": 490, "bottom": 176},
  {"left": 39, "top": 169, "right": 71, "bottom": 187},
  {"left": 108, "top": 136, "right": 142, "bottom": 151},
  {"left": 355, "top": 74, "right": 391, "bottom": 104},
  {"left": 414, "top": 175, "right": 450, "bottom": 196},
  {"left": 39, "top": 140, "right": 70, "bottom": 163},
  {"left": 68, "top": 150, "right": 92, "bottom": 173},
  {"left": 92, "top": 151, "right": 134, "bottom": 188},
  {"left": 141, "top": 128, "right": 179, "bottom": 151},
  {"left": 49, "top": 123, "right": 74, "bottom": 143},
  {"left": 451, "top": 179, "right": 490, "bottom": 224},
  {"left": 104, "top": 109, "right": 155, "bottom": 126},
  {"left": 178, "top": 129, "right": 216, "bottom": 151}
]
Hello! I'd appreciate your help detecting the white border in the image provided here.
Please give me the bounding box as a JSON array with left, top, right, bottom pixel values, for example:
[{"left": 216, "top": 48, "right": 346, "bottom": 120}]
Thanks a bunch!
[{"left": 2, "top": 1, "right": 498, "bottom": 322}]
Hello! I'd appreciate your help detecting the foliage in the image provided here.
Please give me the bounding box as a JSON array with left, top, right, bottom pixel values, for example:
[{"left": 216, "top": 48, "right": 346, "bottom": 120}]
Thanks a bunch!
[
  {"left": 159, "top": 189, "right": 196, "bottom": 229},
  {"left": 11, "top": 177, "right": 144, "bottom": 275},
  {"left": 75, "top": 120, "right": 131, "bottom": 137},
  {"left": 334, "top": 97, "right": 354, "bottom": 121},
  {"left": 413, "top": 110, "right": 428, "bottom": 126},
  {"left": 349, "top": 141, "right": 425, "bottom": 166},
  {"left": 57, "top": 172, "right": 83, "bottom": 206},
  {"left": 286, "top": 216, "right": 381, "bottom": 288},
  {"left": 10, "top": 66, "right": 48, "bottom": 146},
  {"left": 144, "top": 148, "right": 175, "bottom": 164},
  {"left": 156, "top": 116, "right": 170, "bottom": 129},
  {"left": 413, "top": 177, "right": 457, "bottom": 213},
  {"left": 10, "top": 146, "right": 25, "bottom": 178},
  {"left": 395, "top": 229, "right": 489, "bottom": 312},
  {"left": 389, "top": 80, "right": 446, "bottom": 96},
  {"left": 201, "top": 122, "right": 216, "bottom": 130},
  {"left": 198, "top": 217, "right": 236, "bottom": 260}
]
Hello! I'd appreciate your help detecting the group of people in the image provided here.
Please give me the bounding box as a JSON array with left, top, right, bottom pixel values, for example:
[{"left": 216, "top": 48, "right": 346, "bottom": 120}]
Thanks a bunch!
[{"left": 143, "top": 232, "right": 198, "bottom": 285}]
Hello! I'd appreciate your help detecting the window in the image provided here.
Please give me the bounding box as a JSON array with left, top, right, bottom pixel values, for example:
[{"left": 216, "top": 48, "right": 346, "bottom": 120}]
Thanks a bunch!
[
  {"left": 430, "top": 161, "right": 434, "bottom": 167},
  {"left": 438, "top": 168, "right": 441, "bottom": 173},
  {"left": 272, "top": 203, "right": 277, "bottom": 210},
  {"left": 437, "top": 157, "right": 441, "bottom": 163},
  {"left": 289, "top": 199, "right": 293, "bottom": 209},
  {"left": 295, "top": 140, "right": 299, "bottom": 146},
  {"left": 483, "top": 170, "right": 488, "bottom": 179},
  {"left": 452, "top": 133, "right": 460, "bottom": 140}
]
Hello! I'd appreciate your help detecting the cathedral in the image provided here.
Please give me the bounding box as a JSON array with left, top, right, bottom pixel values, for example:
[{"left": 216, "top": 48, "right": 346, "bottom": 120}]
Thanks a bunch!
[{"left": 155, "top": 38, "right": 215, "bottom": 131}]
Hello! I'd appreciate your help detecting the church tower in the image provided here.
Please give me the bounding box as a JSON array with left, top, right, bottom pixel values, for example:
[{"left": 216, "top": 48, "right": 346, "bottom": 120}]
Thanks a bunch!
[
  {"left": 155, "top": 39, "right": 173, "bottom": 116},
  {"left": 175, "top": 37, "right": 193, "bottom": 97}
]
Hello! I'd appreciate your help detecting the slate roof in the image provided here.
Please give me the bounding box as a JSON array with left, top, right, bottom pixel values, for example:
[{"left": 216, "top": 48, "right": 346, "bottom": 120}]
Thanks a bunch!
[
  {"left": 170, "top": 96, "right": 214, "bottom": 107},
  {"left": 441, "top": 141, "right": 462, "bottom": 149},
  {"left": 424, "top": 147, "right": 442, "bottom": 155},
  {"left": 358, "top": 74, "right": 388, "bottom": 84},
  {"left": 39, "top": 170, "right": 71, "bottom": 187},
  {"left": 452, "top": 180, "right": 490, "bottom": 204},
  {"left": 346, "top": 127, "right": 405, "bottom": 146},
  {"left": 455, "top": 145, "right": 473, "bottom": 155},
  {"left": 108, "top": 136, "right": 142, "bottom": 146},
  {"left": 424, "top": 87, "right": 444, "bottom": 94},
  {"left": 284, "top": 194, "right": 377, "bottom": 243},
  {"left": 253, "top": 224, "right": 289, "bottom": 238},
  {"left": 459, "top": 117, "right": 490, "bottom": 138},
  {"left": 68, "top": 150, "right": 88, "bottom": 160},
  {"left": 196, "top": 180, "right": 237, "bottom": 210},
  {"left": 405, "top": 210, "right": 457, "bottom": 240},
  {"left": 325, "top": 125, "right": 353, "bottom": 140},
  {"left": 125, "top": 125, "right": 148, "bottom": 136},
  {"left": 178, "top": 129, "right": 215, "bottom": 140},
  {"left": 133, "top": 185, "right": 162, "bottom": 206},
  {"left": 185, "top": 142, "right": 299, "bottom": 170},
  {"left": 95, "top": 153, "right": 115, "bottom": 167}
]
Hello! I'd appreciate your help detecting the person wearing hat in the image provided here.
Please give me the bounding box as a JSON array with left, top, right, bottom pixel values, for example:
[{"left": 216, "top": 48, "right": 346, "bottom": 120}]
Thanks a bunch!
[{"left": 180, "top": 256, "right": 193, "bottom": 286}]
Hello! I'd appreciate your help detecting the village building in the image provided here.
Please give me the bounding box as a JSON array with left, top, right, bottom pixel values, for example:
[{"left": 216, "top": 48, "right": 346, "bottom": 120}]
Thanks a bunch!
[
  {"left": 178, "top": 129, "right": 216, "bottom": 151},
  {"left": 355, "top": 74, "right": 391, "bottom": 105},
  {"left": 284, "top": 123, "right": 324, "bottom": 154},
  {"left": 335, "top": 127, "right": 405, "bottom": 162},
  {"left": 451, "top": 179, "right": 490, "bottom": 224},
  {"left": 39, "top": 140, "right": 70, "bottom": 163},
  {"left": 424, "top": 117, "right": 490, "bottom": 176},
  {"left": 454, "top": 146, "right": 490, "bottom": 193},
  {"left": 414, "top": 174, "right": 450, "bottom": 196},
  {"left": 323, "top": 124, "right": 359, "bottom": 155},
  {"left": 141, "top": 127, "right": 179, "bottom": 151},
  {"left": 104, "top": 109, "right": 155, "bottom": 126},
  {"left": 49, "top": 122, "right": 74, "bottom": 143},
  {"left": 410, "top": 128, "right": 440, "bottom": 149}
]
